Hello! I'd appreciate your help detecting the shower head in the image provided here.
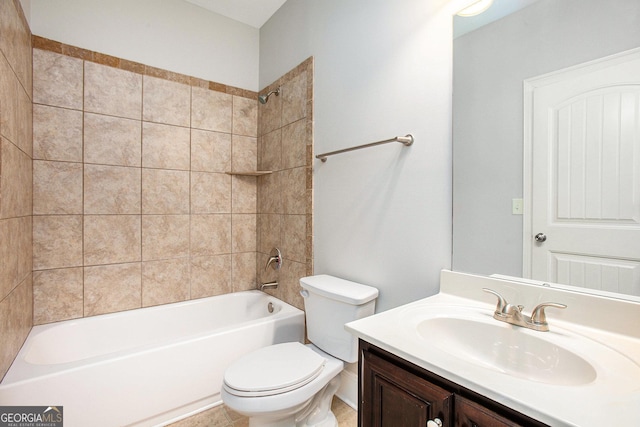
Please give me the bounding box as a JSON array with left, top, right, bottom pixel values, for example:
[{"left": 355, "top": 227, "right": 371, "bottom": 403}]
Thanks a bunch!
[{"left": 258, "top": 87, "right": 280, "bottom": 104}]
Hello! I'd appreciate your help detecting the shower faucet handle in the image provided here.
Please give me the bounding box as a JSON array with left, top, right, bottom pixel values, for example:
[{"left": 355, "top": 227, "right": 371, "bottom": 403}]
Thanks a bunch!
[{"left": 265, "top": 248, "right": 283, "bottom": 271}]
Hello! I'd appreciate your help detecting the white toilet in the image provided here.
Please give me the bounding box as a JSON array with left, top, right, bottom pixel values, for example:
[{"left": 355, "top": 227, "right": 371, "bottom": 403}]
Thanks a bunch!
[{"left": 221, "top": 275, "right": 379, "bottom": 427}]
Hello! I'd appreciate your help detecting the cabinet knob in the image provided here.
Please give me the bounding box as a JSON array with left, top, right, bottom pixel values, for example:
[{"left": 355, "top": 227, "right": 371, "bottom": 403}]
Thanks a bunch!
[{"left": 427, "top": 418, "right": 443, "bottom": 427}]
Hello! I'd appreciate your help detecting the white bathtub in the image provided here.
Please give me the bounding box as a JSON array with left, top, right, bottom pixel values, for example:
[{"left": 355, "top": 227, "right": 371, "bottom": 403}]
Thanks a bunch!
[{"left": 0, "top": 291, "right": 304, "bottom": 426}]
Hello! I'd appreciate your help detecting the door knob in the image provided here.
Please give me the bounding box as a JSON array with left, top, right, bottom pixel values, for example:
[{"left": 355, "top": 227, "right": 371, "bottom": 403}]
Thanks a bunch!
[
  {"left": 534, "top": 233, "right": 547, "bottom": 242},
  {"left": 427, "top": 419, "right": 443, "bottom": 427}
]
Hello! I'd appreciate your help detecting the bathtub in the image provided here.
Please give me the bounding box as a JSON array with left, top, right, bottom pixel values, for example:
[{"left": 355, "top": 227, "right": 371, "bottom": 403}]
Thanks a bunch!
[{"left": 0, "top": 291, "right": 304, "bottom": 426}]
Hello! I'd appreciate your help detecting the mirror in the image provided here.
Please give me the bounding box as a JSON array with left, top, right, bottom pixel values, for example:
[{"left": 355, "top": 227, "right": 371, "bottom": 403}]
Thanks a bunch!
[{"left": 452, "top": 0, "right": 640, "bottom": 298}]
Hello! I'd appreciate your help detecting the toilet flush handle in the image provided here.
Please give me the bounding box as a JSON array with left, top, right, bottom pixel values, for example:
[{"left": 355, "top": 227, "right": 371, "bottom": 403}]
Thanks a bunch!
[{"left": 300, "top": 289, "right": 310, "bottom": 298}]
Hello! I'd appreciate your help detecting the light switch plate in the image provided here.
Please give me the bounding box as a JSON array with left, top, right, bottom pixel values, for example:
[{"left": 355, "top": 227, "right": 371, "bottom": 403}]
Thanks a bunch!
[{"left": 512, "top": 198, "right": 523, "bottom": 215}]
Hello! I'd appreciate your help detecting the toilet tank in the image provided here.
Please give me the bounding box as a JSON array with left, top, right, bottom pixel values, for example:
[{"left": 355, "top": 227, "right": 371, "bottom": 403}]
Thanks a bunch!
[{"left": 300, "top": 275, "right": 378, "bottom": 363}]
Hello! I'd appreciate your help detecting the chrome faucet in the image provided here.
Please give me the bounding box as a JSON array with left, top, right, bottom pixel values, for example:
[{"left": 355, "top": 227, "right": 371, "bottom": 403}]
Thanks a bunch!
[
  {"left": 259, "top": 281, "right": 278, "bottom": 291},
  {"left": 482, "top": 288, "right": 566, "bottom": 332},
  {"left": 265, "top": 248, "right": 282, "bottom": 271}
]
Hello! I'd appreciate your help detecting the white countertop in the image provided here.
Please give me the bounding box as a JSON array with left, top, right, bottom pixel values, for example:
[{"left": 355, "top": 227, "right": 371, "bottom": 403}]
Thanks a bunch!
[{"left": 345, "top": 270, "right": 640, "bottom": 426}]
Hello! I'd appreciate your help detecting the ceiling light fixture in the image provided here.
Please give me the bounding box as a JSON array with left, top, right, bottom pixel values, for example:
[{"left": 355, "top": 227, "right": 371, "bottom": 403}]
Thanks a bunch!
[{"left": 457, "top": 0, "right": 494, "bottom": 17}]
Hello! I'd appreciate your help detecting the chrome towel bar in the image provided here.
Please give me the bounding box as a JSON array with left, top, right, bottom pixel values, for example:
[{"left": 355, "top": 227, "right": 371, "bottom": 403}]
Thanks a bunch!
[{"left": 315, "top": 134, "right": 414, "bottom": 162}]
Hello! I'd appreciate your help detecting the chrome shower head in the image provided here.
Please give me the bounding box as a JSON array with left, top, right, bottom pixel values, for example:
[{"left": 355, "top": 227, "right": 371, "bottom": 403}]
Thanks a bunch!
[{"left": 258, "top": 87, "right": 280, "bottom": 104}]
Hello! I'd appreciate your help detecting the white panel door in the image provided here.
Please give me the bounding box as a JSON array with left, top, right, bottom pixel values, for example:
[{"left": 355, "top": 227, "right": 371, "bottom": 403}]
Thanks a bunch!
[{"left": 525, "top": 49, "right": 640, "bottom": 296}]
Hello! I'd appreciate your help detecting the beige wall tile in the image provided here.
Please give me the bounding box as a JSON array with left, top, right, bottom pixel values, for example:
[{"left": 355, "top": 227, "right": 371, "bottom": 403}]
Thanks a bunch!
[
  {"left": 33, "top": 215, "right": 83, "bottom": 270},
  {"left": 282, "top": 72, "right": 307, "bottom": 126},
  {"left": 232, "top": 176, "right": 257, "bottom": 214},
  {"left": 142, "top": 215, "right": 189, "bottom": 261},
  {"left": 0, "top": 59, "right": 31, "bottom": 156},
  {"left": 282, "top": 214, "right": 307, "bottom": 264},
  {"left": 142, "top": 169, "right": 190, "bottom": 214},
  {"left": 282, "top": 167, "right": 307, "bottom": 214},
  {"left": 255, "top": 60, "right": 314, "bottom": 310},
  {"left": 33, "top": 160, "right": 83, "bottom": 215},
  {"left": 231, "top": 135, "right": 257, "bottom": 172},
  {"left": 233, "top": 95, "right": 257, "bottom": 137},
  {"left": 33, "top": 49, "right": 83, "bottom": 109},
  {"left": 191, "top": 129, "right": 231, "bottom": 172},
  {"left": 190, "top": 255, "right": 232, "bottom": 299},
  {"left": 25, "top": 41, "right": 310, "bottom": 325},
  {"left": 142, "top": 122, "right": 190, "bottom": 170},
  {"left": 33, "top": 105, "right": 83, "bottom": 162},
  {"left": 257, "top": 214, "right": 282, "bottom": 255},
  {"left": 84, "top": 61, "right": 142, "bottom": 120},
  {"left": 258, "top": 90, "right": 281, "bottom": 136},
  {"left": 281, "top": 119, "right": 307, "bottom": 169},
  {"left": 84, "top": 164, "right": 141, "bottom": 214},
  {"left": 16, "top": 216, "right": 32, "bottom": 287},
  {"left": 190, "top": 172, "right": 231, "bottom": 214},
  {"left": 190, "top": 214, "right": 231, "bottom": 257},
  {"left": 0, "top": 0, "right": 31, "bottom": 94},
  {"left": 280, "top": 259, "right": 306, "bottom": 310},
  {"left": 0, "top": 218, "right": 18, "bottom": 298},
  {"left": 84, "top": 113, "right": 142, "bottom": 167},
  {"left": 142, "top": 258, "right": 189, "bottom": 307},
  {"left": 143, "top": 76, "right": 191, "bottom": 127},
  {"left": 258, "top": 129, "right": 281, "bottom": 171},
  {"left": 257, "top": 172, "right": 282, "bottom": 214},
  {"left": 0, "top": 138, "right": 32, "bottom": 219},
  {"left": 0, "top": 0, "right": 32, "bottom": 379},
  {"left": 191, "top": 87, "right": 232, "bottom": 133},
  {"left": 15, "top": 74, "right": 31, "bottom": 156},
  {"left": 84, "top": 263, "right": 142, "bottom": 316},
  {"left": 84, "top": 215, "right": 141, "bottom": 265},
  {"left": 0, "top": 217, "right": 31, "bottom": 299},
  {"left": 33, "top": 268, "right": 83, "bottom": 325},
  {"left": 232, "top": 252, "right": 256, "bottom": 292},
  {"left": 0, "top": 54, "right": 19, "bottom": 143},
  {"left": 0, "top": 275, "right": 32, "bottom": 379},
  {"left": 232, "top": 214, "right": 256, "bottom": 253}
]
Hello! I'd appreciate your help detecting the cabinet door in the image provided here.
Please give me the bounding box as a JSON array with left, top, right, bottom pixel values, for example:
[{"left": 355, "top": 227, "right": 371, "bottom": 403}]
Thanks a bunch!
[
  {"left": 456, "top": 395, "right": 524, "bottom": 427},
  {"left": 362, "top": 350, "right": 453, "bottom": 427}
]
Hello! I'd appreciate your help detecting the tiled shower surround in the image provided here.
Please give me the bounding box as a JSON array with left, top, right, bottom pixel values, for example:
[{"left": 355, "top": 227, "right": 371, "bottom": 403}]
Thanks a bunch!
[
  {"left": 31, "top": 39, "right": 314, "bottom": 326},
  {"left": 0, "top": 0, "right": 314, "bottom": 385},
  {"left": 257, "top": 59, "right": 314, "bottom": 310},
  {"left": 0, "top": 0, "right": 33, "bottom": 380}
]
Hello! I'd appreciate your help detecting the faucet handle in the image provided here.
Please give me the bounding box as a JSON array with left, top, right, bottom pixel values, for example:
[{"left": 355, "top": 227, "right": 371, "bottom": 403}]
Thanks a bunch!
[
  {"left": 482, "top": 288, "right": 508, "bottom": 313},
  {"left": 530, "top": 302, "right": 567, "bottom": 325},
  {"left": 265, "top": 248, "right": 282, "bottom": 271}
]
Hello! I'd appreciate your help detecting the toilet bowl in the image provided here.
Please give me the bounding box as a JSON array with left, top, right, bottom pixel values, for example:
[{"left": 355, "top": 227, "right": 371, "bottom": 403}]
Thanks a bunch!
[
  {"left": 221, "top": 275, "right": 378, "bottom": 427},
  {"left": 221, "top": 343, "right": 343, "bottom": 427}
]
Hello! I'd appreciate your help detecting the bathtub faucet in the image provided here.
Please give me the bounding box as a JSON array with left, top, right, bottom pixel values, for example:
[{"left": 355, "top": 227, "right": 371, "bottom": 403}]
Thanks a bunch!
[{"left": 259, "top": 281, "right": 279, "bottom": 291}]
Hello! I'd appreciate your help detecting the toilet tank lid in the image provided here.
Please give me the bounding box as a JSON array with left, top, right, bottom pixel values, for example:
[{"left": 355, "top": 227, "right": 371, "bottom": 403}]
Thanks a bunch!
[{"left": 300, "top": 275, "right": 379, "bottom": 305}]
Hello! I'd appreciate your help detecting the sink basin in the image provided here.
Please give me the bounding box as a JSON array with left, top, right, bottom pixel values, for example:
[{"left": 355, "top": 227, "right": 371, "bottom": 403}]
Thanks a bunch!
[{"left": 416, "top": 316, "right": 597, "bottom": 386}]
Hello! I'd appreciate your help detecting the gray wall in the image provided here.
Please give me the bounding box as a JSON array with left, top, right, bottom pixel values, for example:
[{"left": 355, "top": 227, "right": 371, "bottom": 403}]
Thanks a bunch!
[
  {"left": 453, "top": 0, "right": 640, "bottom": 277},
  {"left": 260, "top": 0, "right": 456, "bottom": 312}
]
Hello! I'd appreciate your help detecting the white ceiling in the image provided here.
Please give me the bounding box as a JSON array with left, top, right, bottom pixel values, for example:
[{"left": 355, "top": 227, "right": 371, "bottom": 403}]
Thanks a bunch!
[
  {"left": 454, "top": 0, "right": 541, "bottom": 38},
  {"left": 182, "top": 0, "right": 287, "bottom": 28}
]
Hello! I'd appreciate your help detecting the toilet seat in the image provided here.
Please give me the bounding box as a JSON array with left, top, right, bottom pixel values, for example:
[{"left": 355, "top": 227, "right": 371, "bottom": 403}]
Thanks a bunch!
[{"left": 223, "top": 342, "right": 326, "bottom": 397}]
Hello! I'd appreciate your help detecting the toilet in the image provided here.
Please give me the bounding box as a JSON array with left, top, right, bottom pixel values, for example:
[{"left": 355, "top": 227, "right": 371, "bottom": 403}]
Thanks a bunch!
[{"left": 221, "top": 275, "right": 379, "bottom": 427}]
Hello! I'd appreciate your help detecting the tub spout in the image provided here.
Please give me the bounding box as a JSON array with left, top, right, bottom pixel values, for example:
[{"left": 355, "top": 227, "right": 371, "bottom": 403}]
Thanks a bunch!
[{"left": 259, "top": 281, "right": 278, "bottom": 291}]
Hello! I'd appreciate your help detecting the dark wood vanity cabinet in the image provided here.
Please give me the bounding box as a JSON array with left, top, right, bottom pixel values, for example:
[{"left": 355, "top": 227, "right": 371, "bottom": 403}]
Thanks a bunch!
[
  {"left": 362, "top": 348, "right": 453, "bottom": 426},
  {"left": 359, "top": 341, "right": 548, "bottom": 427}
]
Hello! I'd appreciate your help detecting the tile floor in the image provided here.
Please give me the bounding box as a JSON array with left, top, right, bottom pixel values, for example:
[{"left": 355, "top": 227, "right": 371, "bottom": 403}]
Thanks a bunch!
[{"left": 168, "top": 397, "right": 357, "bottom": 427}]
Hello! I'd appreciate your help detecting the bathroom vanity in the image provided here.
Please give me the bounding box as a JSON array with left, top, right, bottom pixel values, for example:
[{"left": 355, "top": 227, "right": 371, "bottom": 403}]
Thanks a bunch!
[
  {"left": 360, "top": 341, "right": 545, "bottom": 426},
  {"left": 346, "top": 270, "right": 640, "bottom": 427}
]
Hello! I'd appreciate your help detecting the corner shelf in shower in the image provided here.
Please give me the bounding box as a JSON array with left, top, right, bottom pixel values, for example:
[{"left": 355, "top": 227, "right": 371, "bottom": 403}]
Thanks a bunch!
[{"left": 225, "top": 171, "right": 273, "bottom": 176}]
